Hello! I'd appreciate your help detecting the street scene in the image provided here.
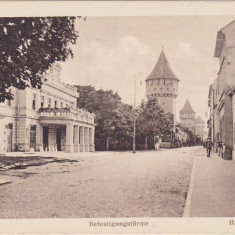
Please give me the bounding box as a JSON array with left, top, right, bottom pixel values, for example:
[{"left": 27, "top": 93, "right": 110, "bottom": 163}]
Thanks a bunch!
[{"left": 0, "top": 15, "right": 235, "bottom": 219}]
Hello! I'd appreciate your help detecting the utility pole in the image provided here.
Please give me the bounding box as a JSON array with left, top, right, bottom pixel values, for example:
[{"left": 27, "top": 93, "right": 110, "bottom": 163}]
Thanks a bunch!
[{"left": 133, "top": 79, "right": 136, "bottom": 153}]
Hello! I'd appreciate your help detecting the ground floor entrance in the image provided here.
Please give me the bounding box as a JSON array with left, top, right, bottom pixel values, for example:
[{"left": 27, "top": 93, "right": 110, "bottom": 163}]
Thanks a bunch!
[
  {"left": 0, "top": 117, "right": 95, "bottom": 153},
  {"left": 40, "top": 123, "right": 95, "bottom": 153}
]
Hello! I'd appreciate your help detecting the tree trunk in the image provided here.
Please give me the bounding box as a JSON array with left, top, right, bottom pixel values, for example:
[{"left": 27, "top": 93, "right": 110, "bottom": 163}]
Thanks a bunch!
[
  {"left": 145, "top": 136, "right": 148, "bottom": 150},
  {"left": 114, "top": 137, "right": 117, "bottom": 151},
  {"left": 106, "top": 137, "right": 109, "bottom": 151}
]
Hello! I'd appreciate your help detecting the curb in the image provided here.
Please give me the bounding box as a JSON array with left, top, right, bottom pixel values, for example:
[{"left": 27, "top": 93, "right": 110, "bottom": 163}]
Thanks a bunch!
[
  {"left": 0, "top": 179, "right": 12, "bottom": 186},
  {"left": 183, "top": 156, "right": 197, "bottom": 217}
]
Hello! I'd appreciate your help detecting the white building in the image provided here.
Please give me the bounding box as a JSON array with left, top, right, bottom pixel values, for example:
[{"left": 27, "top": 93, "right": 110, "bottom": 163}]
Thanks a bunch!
[{"left": 0, "top": 63, "right": 95, "bottom": 153}]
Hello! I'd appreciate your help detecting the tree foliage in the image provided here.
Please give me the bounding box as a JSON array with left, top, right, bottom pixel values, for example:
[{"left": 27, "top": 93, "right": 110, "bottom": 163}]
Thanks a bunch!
[
  {"left": 0, "top": 17, "right": 79, "bottom": 101},
  {"left": 76, "top": 85, "right": 133, "bottom": 150},
  {"left": 176, "top": 123, "right": 196, "bottom": 146},
  {"left": 77, "top": 86, "right": 174, "bottom": 151},
  {"left": 136, "top": 99, "right": 173, "bottom": 149}
]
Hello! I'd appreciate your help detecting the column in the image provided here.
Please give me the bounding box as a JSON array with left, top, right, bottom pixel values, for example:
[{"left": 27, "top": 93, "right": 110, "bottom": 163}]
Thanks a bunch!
[
  {"left": 89, "top": 127, "right": 95, "bottom": 152},
  {"left": 85, "top": 127, "right": 89, "bottom": 152},
  {"left": 74, "top": 125, "right": 80, "bottom": 153},
  {"left": 39, "top": 124, "right": 43, "bottom": 152},
  {"left": 65, "top": 123, "right": 74, "bottom": 153},
  {"left": 79, "top": 126, "right": 85, "bottom": 152}
]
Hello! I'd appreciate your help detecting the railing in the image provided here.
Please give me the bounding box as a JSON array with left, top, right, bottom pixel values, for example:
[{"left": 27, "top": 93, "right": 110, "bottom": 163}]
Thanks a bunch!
[{"left": 39, "top": 107, "right": 95, "bottom": 124}]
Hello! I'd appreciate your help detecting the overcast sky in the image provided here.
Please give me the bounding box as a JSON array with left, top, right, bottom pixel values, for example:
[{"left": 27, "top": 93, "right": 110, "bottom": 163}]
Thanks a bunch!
[{"left": 59, "top": 16, "right": 235, "bottom": 122}]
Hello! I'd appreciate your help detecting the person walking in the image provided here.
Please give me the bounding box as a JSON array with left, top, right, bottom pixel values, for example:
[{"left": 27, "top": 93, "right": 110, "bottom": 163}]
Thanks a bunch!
[
  {"left": 205, "top": 137, "right": 213, "bottom": 158},
  {"left": 218, "top": 141, "right": 223, "bottom": 157}
]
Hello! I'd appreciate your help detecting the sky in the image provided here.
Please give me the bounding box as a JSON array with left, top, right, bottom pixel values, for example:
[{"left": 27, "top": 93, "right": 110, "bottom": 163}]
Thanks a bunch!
[{"left": 59, "top": 16, "right": 235, "bottom": 122}]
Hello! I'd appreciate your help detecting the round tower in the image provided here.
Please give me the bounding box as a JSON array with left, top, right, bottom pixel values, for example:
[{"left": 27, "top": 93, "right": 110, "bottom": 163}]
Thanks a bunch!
[{"left": 145, "top": 50, "right": 179, "bottom": 123}]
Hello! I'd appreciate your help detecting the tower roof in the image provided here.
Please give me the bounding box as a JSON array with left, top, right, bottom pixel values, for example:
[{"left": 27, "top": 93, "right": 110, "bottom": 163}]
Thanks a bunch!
[
  {"left": 146, "top": 50, "right": 179, "bottom": 81},
  {"left": 180, "top": 99, "right": 195, "bottom": 113},
  {"left": 195, "top": 115, "right": 205, "bottom": 124}
]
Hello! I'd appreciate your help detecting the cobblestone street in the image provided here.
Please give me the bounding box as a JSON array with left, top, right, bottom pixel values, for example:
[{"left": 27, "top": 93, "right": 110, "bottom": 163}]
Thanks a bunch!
[{"left": 0, "top": 147, "right": 199, "bottom": 218}]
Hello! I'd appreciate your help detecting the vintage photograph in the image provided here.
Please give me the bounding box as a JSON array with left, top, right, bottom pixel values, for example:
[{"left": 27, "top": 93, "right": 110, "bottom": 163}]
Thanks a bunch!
[{"left": 0, "top": 3, "right": 235, "bottom": 231}]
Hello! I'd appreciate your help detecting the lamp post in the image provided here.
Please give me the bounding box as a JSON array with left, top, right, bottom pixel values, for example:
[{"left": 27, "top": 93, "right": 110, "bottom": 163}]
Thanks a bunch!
[{"left": 133, "top": 79, "right": 136, "bottom": 153}]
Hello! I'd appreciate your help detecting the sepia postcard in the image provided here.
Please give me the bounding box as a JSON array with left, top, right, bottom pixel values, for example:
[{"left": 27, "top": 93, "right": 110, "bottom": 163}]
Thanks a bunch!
[{"left": 0, "top": 1, "right": 235, "bottom": 234}]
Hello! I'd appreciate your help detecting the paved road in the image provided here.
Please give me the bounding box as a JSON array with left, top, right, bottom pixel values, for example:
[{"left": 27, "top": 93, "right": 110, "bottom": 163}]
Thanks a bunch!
[{"left": 0, "top": 147, "right": 199, "bottom": 218}]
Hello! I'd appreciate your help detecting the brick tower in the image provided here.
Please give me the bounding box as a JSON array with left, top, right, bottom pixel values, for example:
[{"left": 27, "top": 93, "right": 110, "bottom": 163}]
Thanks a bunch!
[
  {"left": 145, "top": 50, "right": 179, "bottom": 123},
  {"left": 179, "top": 99, "right": 196, "bottom": 134}
]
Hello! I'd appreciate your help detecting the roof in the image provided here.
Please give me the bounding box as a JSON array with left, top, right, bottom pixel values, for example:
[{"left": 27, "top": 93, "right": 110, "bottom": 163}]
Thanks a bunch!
[
  {"left": 214, "top": 20, "right": 235, "bottom": 58},
  {"left": 180, "top": 99, "right": 195, "bottom": 113},
  {"left": 195, "top": 115, "right": 205, "bottom": 124},
  {"left": 146, "top": 50, "right": 179, "bottom": 81}
]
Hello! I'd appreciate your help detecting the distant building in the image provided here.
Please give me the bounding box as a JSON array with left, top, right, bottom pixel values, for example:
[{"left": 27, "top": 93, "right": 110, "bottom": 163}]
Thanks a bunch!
[
  {"left": 179, "top": 99, "right": 196, "bottom": 134},
  {"left": 0, "top": 63, "right": 95, "bottom": 153},
  {"left": 208, "top": 20, "right": 235, "bottom": 160},
  {"left": 145, "top": 50, "right": 180, "bottom": 124},
  {"left": 179, "top": 99, "right": 205, "bottom": 141},
  {"left": 195, "top": 116, "right": 205, "bottom": 141}
]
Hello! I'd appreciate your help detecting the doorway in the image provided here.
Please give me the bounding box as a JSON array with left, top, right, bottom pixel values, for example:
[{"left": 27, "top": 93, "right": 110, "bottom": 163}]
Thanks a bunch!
[
  {"left": 43, "top": 126, "right": 49, "bottom": 151},
  {"left": 6, "top": 124, "right": 13, "bottom": 152},
  {"left": 56, "top": 128, "right": 62, "bottom": 151},
  {"left": 30, "top": 125, "right": 36, "bottom": 150}
]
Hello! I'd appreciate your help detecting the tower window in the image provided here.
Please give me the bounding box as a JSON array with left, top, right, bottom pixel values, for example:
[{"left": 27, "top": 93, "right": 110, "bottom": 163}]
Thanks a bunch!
[{"left": 32, "top": 93, "right": 36, "bottom": 110}]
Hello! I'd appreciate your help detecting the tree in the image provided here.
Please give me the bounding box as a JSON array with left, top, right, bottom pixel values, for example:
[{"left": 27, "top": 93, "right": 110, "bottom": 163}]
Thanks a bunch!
[
  {"left": 136, "top": 99, "right": 173, "bottom": 149},
  {"left": 0, "top": 17, "right": 79, "bottom": 101},
  {"left": 176, "top": 123, "right": 195, "bottom": 146},
  {"left": 76, "top": 85, "right": 133, "bottom": 151}
]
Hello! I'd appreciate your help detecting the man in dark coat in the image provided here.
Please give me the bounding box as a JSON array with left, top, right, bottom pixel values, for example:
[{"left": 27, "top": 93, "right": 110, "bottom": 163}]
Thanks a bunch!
[{"left": 205, "top": 137, "right": 213, "bottom": 158}]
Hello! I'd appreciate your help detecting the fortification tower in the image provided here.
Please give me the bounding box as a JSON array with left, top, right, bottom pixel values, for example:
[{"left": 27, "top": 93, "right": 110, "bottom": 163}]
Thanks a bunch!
[
  {"left": 145, "top": 50, "right": 179, "bottom": 123},
  {"left": 179, "top": 99, "right": 196, "bottom": 134}
]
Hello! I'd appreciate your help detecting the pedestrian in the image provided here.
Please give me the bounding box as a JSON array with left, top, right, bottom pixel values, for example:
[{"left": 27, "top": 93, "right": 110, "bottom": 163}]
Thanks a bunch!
[
  {"left": 218, "top": 141, "right": 222, "bottom": 157},
  {"left": 205, "top": 137, "right": 213, "bottom": 158},
  {"left": 221, "top": 142, "right": 225, "bottom": 159},
  {"left": 154, "top": 136, "right": 159, "bottom": 151}
]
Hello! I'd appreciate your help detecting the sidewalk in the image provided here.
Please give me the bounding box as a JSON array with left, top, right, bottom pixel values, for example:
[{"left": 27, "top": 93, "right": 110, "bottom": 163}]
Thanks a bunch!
[{"left": 184, "top": 147, "right": 235, "bottom": 217}]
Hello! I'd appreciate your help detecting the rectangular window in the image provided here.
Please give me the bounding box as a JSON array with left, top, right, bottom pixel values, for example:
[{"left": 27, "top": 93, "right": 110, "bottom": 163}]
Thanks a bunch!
[
  {"left": 32, "top": 93, "right": 36, "bottom": 110},
  {"left": 55, "top": 100, "right": 57, "bottom": 108},
  {"left": 41, "top": 96, "right": 44, "bottom": 108},
  {"left": 61, "top": 102, "right": 63, "bottom": 108},
  {"left": 7, "top": 99, "right": 11, "bottom": 107},
  {"left": 48, "top": 98, "right": 51, "bottom": 108}
]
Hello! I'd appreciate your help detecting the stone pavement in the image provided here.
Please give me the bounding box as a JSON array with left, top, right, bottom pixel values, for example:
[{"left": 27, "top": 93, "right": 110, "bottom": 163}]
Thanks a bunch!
[
  {"left": 184, "top": 147, "right": 235, "bottom": 217},
  {"left": 0, "top": 150, "right": 120, "bottom": 158}
]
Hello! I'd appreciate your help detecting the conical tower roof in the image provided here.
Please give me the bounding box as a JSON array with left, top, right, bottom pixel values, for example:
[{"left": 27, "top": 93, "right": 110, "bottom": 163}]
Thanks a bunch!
[
  {"left": 180, "top": 99, "right": 195, "bottom": 113},
  {"left": 195, "top": 115, "right": 205, "bottom": 124},
  {"left": 146, "top": 50, "right": 179, "bottom": 81}
]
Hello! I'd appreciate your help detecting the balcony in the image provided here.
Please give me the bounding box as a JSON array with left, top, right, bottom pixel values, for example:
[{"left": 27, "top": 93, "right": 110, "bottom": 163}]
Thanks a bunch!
[{"left": 39, "top": 107, "right": 95, "bottom": 124}]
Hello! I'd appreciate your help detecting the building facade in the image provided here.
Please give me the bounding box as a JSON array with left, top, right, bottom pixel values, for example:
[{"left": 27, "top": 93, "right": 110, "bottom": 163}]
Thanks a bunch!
[
  {"left": 0, "top": 63, "right": 95, "bottom": 153},
  {"left": 145, "top": 50, "right": 180, "bottom": 124},
  {"left": 208, "top": 20, "right": 235, "bottom": 160},
  {"left": 195, "top": 116, "right": 205, "bottom": 141}
]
